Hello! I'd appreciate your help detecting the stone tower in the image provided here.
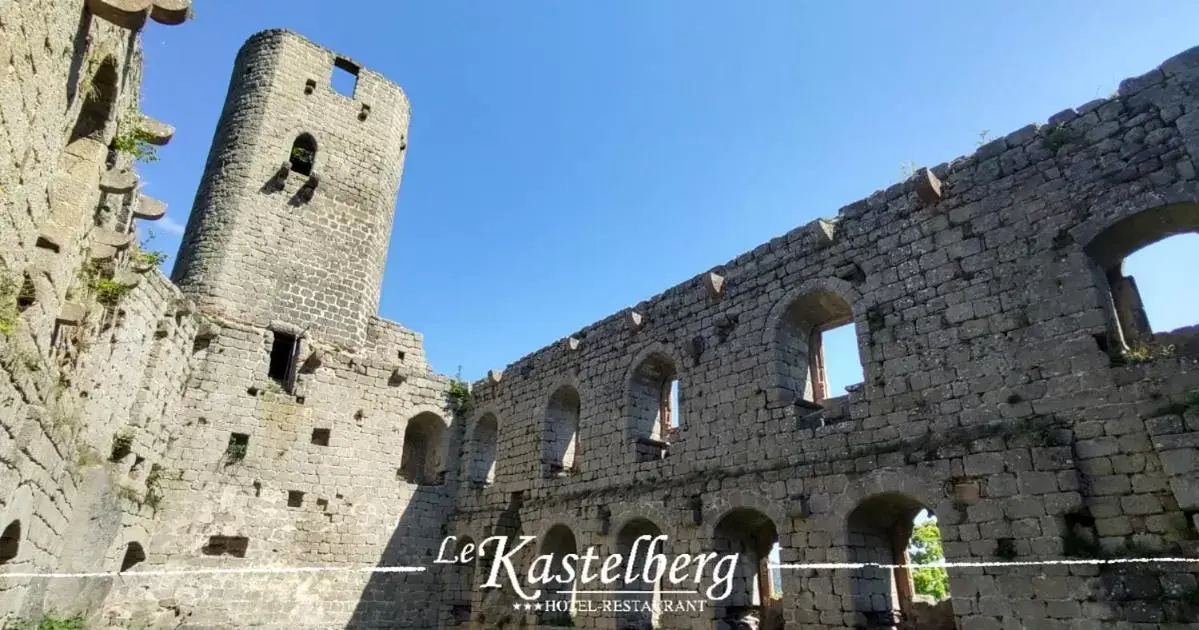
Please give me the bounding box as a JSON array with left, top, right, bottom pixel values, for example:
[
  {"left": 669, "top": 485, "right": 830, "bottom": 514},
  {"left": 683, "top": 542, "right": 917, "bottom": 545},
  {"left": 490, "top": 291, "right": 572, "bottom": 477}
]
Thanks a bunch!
[{"left": 172, "top": 29, "right": 410, "bottom": 349}]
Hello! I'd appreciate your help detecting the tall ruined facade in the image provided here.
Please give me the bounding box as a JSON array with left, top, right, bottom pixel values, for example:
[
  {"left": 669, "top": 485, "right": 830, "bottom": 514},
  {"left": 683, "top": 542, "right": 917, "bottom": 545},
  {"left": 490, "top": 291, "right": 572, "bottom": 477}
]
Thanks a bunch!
[{"left": 1, "top": 2, "right": 1199, "bottom": 629}]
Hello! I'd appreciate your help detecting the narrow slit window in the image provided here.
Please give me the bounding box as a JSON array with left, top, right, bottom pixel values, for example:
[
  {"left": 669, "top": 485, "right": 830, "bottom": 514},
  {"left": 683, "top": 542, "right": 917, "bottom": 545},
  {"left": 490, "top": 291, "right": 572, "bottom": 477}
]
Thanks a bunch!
[
  {"left": 331, "top": 58, "right": 359, "bottom": 97},
  {"left": 268, "top": 331, "right": 299, "bottom": 390},
  {"left": 289, "top": 134, "right": 317, "bottom": 176}
]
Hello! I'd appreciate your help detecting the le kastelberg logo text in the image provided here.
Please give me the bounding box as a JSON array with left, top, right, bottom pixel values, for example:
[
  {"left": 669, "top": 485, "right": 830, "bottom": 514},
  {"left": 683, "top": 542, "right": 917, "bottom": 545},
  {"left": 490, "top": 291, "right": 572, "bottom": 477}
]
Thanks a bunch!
[{"left": 435, "top": 535, "right": 738, "bottom": 601}]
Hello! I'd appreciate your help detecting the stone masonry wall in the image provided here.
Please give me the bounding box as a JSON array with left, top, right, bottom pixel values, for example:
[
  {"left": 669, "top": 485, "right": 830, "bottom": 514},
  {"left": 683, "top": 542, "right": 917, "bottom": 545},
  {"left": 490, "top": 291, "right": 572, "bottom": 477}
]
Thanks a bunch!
[
  {"left": 0, "top": 0, "right": 196, "bottom": 624},
  {"left": 446, "top": 47, "right": 1199, "bottom": 630},
  {"left": 3, "top": 4, "right": 1199, "bottom": 630}
]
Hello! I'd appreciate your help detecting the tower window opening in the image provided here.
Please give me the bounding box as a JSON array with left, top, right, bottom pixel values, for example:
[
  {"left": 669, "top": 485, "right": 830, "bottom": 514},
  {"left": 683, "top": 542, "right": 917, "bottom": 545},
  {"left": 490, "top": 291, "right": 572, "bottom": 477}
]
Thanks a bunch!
[
  {"left": 331, "top": 58, "right": 359, "bottom": 97},
  {"left": 268, "top": 331, "right": 299, "bottom": 391},
  {"left": 289, "top": 134, "right": 317, "bottom": 176},
  {"left": 310, "top": 428, "right": 330, "bottom": 446}
]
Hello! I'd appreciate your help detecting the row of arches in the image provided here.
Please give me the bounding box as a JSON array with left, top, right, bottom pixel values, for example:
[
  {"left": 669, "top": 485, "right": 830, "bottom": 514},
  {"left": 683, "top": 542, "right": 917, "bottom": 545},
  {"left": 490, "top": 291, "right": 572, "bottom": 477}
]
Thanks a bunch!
[
  {"left": 456, "top": 286, "right": 865, "bottom": 484},
  {"left": 454, "top": 200, "right": 1199, "bottom": 487},
  {"left": 445, "top": 494, "right": 950, "bottom": 628}
]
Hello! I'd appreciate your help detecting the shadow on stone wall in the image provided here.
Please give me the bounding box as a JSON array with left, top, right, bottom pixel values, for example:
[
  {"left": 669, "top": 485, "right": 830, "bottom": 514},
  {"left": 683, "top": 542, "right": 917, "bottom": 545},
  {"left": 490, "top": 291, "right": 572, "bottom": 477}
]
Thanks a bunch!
[{"left": 345, "top": 484, "right": 453, "bottom": 629}]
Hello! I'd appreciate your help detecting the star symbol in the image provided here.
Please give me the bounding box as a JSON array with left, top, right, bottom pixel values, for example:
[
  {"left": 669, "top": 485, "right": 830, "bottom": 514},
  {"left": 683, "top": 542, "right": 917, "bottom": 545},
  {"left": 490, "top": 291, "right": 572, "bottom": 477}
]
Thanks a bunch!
[
  {"left": 512, "top": 603, "right": 521, "bottom": 611},
  {"left": 522, "top": 603, "right": 533, "bottom": 611},
  {"left": 533, "top": 602, "right": 542, "bottom": 611}
]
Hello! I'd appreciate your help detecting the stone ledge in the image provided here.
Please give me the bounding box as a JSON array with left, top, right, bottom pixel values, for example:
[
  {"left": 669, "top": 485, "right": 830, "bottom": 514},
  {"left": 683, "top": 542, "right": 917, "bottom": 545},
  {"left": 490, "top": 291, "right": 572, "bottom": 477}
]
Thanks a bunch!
[{"left": 86, "top": 0, "right": 192, "bottom": 30}]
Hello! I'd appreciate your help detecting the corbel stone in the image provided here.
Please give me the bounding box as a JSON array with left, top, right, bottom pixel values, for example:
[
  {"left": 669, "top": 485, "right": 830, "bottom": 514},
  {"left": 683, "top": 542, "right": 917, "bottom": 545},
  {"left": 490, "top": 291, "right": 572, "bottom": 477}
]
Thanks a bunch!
[
  {"left": 89, "top": 243, "right": 117, "bottom": 262},
  {"left": 703, "top": 271, "right": 725, "bottom": 299},
  {"left": 36, "top": 229, "right": 68, "bottom": 253},
  {"left": 625, "top": 310, "right": 645, "bottom": 332},
  {"left": 487, "top": 369, "right": 503, "bottom": 385},
  {"left": 137, "top": 114, "right": 175, "bottom": 146},
  {"left": 807, "top": 218, "right": 836, "bottom": 248},
  {"left": 194, "top": 321, "right": 220, "bottom": 341},
  {"left": 93, "top": 228, "right": 134, "bottom": 250},
  {"left": 113, "top": 270, "right": 140, "bottom": 287},
  {"left": 99, "top": 169, "right": 138, "bottom": 194},
  {"left": 133, "top": 195, "right": 166, "bottom": 221},
  {"left": 914, "top": 167, "right": 943, "bottom": 206},
  {"left": 86, "top": 0, "right": 192, "bottom": 30},
  {"left": 57, "top": 302, "right": 87, "bottom": 326}
]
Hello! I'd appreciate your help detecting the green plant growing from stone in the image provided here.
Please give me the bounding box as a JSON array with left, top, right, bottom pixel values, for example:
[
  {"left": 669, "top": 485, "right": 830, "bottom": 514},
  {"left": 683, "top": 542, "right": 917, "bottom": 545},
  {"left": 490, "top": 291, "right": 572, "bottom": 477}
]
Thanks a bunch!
[
  {"left": 976, "top": 128, "right": 990, "bottom": 147},
  {"left": 91, "top": 277, "right": 134, "bottom": 307},
  {"left": 899, "top": 160, "right": 919, "bottom": 179},
  {"left": 0, "top": 274, "right": 20, "bottom": 337},
  {"left": 1113, "top": 343, "right": 1176, "bottom": 366},
  {"left": 131, "top": 248, "right": 168, "bottom": 269},
  {"left": 1042, "top": 123, "right": 1074, "bottom": 150},
  {"left": 110, "top": 430, "right": 134, "bottom": 462},
  {"left": 908, "top": 520, "right": 949, "bottom": 600},
  {"left": 144, "top": 463, "right": 165, "bottom": 509},
  {"left": 446, "top": 366, "right": 474, "bottom": 416},
  {"left": 3, "top": 613, "right": 87, "bottom": 630},
  {"left": 111, "top": 114, "right": 159, "bottom": 163},
  {"left": 290, "top": 146, "right": 315, "bottom": 164},
  {"left": 225, "top": 440, "right": 247, "bottom": 465}
]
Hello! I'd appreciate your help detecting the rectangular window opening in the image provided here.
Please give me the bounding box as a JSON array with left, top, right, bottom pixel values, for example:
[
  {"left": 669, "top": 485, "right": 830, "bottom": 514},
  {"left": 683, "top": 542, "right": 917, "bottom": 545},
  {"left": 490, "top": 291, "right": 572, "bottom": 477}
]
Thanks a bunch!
[
  {"left": 202, "top": 535, "right": 249, "bottom": 558},
  {"left": 268, "top": 331, "right": 299, "bottom": 391},
  {"left": 287, "top": 490, "right": 304, "bottom": 508},
  {"left": 331, "top": 58, "right": 359, "bottom": 97},
  {"left": 814, "top": 323, "right": 862, "bottom": 401},
  {"left": 310, "top": 428, "right": 330, "bottom": 446}
]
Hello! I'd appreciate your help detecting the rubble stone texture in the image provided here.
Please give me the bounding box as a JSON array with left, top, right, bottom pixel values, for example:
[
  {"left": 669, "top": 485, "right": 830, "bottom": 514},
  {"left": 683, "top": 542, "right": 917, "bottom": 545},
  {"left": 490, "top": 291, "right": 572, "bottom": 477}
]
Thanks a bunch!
[{"left": 1, "top": 2, "right": 1198, "bottom": 629}]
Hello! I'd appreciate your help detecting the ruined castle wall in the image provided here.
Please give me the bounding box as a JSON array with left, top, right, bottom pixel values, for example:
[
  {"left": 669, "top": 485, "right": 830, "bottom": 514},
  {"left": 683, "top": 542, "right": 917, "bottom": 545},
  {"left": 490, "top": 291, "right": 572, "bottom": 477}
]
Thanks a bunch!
[
  {"left": 97, "top": 30, "right": 452, "bottom": 629},
  {"left": 447, "top": 48, "right": 1199, "bottom": 629},
  {"left": 99, "top": 312, "right": 456, "bottom": 629},
  {"left": 170, "top": 30, "right": 411, "bottom": 351},
  {"left": 0, "top": 1, "right": 199, "bottom": 624}
]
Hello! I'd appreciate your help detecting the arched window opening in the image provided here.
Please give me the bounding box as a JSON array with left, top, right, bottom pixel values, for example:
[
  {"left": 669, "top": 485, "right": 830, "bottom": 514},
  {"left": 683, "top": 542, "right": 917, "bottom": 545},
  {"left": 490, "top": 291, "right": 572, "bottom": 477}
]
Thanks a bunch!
[
  {"left": 776, "top": 290, "right": 859, "bottom": 404},
  {"left": 847, "top": 494, "right": 954, "bottom": 629},
  {"left": 0, "top": 520, "right": 20, "bottom": 564},
  {"left": 1116, "top": 233, "right": 1199, "bottom": 359},
  {"left": 628, "top": 354, "right": 679, "bottom": 462},
  {"left": 399, "top": 412, "right": 446, "bottom": 485},
  {"left": 289, "top": 134, "right": 317, "bottom": 176},
  {"left": 69, "top": 58, "right": 119, "bottom": 144},
  {"left": 1085, "top": 204, "right": 1199, "bottom": 361},
  {"left": 467, "top": 413, "right": 498, "bottom": 484},
  {"left": 539, "top": 525, "right": 577, "bottom": 626},
  {"left": 616, "top": 518, "right": 663, "bottom": 629},
  {"left": 543, "top": 386, "right": 580, "bottom": 478},
  {"left": 712, "top": 509, "right": 783, "bottom": 629},
  {"left": 449, "top": 536, "right": 476, "bottom": 624},
  {"left": 120, "top": 541, "right": 146, "bottom": 572}
]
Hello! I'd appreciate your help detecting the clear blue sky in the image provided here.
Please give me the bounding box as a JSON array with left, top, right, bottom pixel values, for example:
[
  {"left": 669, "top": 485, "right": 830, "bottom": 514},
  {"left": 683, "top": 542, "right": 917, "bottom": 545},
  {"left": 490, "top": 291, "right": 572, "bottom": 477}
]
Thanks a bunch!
[{"left": 136, "top": 1, "right": 1199, "bottom": 387}]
